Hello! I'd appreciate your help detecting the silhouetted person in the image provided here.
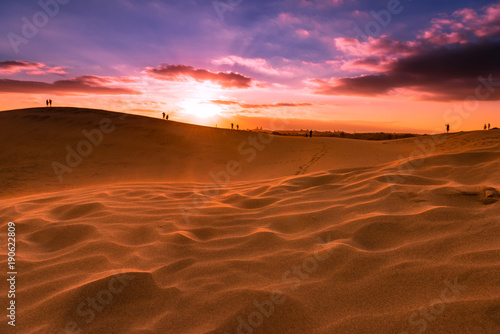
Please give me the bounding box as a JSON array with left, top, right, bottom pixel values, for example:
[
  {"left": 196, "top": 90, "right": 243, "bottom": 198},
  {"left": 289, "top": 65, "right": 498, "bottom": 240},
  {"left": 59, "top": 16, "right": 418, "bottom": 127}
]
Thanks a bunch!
[
  {"left": 446, "top": 124, "right": 450, "bottom": 133},
  {"left": 166, "top": 114, "right": 169, "bottom": 120},
  {"left": 484, "top": 124, "right": 487, "bottom": 130},
  {"left": 231, "top": 123, "right": 234, "bottom": 129},
  {"left": 237, "top": 124, "right": 239, "bottom": 130},
  {"left": 162, "top": 112, "right": 165, "bottom": 119},
  {"left": 309, "top": 130, "right": 313, "bottom": 137},
  {"left": 488, "top": 123, "right": 491, "bottom": 130},
  {"left": 305, "top": 129, "right": 309, "bottom": 137},
  {"left": 46, "top": 99, "right": 49, "bottom": 107},
  {"left": 49, "top": 99, "right": 52, "bottom": 107}
]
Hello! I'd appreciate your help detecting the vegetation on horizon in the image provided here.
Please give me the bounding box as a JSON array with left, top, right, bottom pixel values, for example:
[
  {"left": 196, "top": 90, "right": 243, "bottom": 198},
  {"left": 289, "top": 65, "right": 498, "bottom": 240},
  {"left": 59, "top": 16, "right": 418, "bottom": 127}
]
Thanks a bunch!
[{"left": 269, "top": 130, "right": 418, "bottom": 141}]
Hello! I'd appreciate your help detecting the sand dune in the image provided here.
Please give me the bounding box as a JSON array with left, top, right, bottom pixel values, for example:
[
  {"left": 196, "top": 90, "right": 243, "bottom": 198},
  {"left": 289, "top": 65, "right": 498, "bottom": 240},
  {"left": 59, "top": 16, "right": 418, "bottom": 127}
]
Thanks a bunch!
[
  {"left": 0, "top": 108, "right": 499, "bottom": 333},
  {"left": 0, "top": 108, "right": 424, "bottom": 199}
]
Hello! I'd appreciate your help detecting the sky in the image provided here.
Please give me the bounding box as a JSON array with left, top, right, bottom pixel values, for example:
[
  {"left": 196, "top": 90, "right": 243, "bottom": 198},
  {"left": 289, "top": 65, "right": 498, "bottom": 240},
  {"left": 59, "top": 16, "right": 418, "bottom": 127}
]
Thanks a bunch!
[{"left": 1, "top": 0, "right": 499, "bottom": 133}]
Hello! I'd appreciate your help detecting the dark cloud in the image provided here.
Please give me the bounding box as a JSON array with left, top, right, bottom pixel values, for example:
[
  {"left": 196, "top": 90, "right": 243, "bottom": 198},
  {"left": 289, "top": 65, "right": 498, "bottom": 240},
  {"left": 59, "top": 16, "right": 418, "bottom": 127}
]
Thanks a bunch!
[
  {"left": 393, "top": 42, "right": 500, "bottom": 79},
  {"left": 351, "top": 58, "right": 381, "bottom": 67},
  {"left": 0, "top": 60, "right": 41, "bottom": 70},
  {"left": 0, "top": 60, "right": 67, "bottom": 75},
  {"left": 73, "top": 75, "right": 137, "bottom": 84},
  {"left": 0, "top": 76, "right": 139, "bottom": 95},
  {"left": 314, "top": 75, "right": 393, "bottom": 96},
  {"left": 316, "top": 41, "right": 500, "bottom": 100},
  {"left": 145, "top": 64, "right": 253, "bottom": 88}
]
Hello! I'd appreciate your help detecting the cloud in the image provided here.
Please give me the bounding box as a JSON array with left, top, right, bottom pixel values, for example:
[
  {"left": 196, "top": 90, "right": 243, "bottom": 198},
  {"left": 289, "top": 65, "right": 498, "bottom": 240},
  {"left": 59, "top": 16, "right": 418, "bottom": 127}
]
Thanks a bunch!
[
  {"left": 314, "top": 41, "right": 500, "bottom": 100},
  {"left": 318, "top": 2, "right": 500, "bottom": 99},
  {"left": 44, "top": 66, "right": 68, "bottom": 75},
  {"left": 75, "top": 75, "right": 137, "bottom": 84},
  {"left": 0, "top": 60, "right": 68, "bottom": 75},
  {"left": 312, "top": 76, "right": 392, "bottom": 96},
  {"left": 0, "top": 61, "right": 42, "bottom": 74},
  {"left": 340, "top": 57, "right": 392, "bottom": 72},
  {"left": 144, "top": 64, "right": 252, "bottom": 88},
  {"left": 299, "top": 0, "right": 356, "bottom": 9},
  {"left": 211, "top": 100, "right": 312, "bottom": 109},
  {"left": 334, "top": 37, "right": 417, "bottom": 57},
  {"left": 419, "top": 2, "right": 500, "bottom": 42},
  {"left": 0, "top": 76, "right": 139, "bottom": 95},
  {"left": 296, "top": 29, "right": 310, "bottom": 37},
  {"left": 331, "top": 2, "right": 500, "bottom": 76},
  {"left": 212, "top": 55, "right": 294, "bottom": 77},
  {"left": 276, "top": 13, "right": 302, "bottom": 25},
  {"left": 332, "top": 37, "right": 417, "bottom": 74}
]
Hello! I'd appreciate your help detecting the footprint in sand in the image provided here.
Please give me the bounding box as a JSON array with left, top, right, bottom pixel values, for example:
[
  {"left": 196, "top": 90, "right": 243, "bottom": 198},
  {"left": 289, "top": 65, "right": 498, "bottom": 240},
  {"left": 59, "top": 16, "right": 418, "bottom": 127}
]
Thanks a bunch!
[{"left": 295, "top": 144, "right": 328, "bottom": 175}]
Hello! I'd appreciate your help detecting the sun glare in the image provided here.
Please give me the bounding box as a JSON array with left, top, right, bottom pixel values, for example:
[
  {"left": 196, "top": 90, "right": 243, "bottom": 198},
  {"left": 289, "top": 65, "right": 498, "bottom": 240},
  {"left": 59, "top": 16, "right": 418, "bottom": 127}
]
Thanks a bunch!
[{"left": 179, "top": 99, "right": 221, "bottom": 119}]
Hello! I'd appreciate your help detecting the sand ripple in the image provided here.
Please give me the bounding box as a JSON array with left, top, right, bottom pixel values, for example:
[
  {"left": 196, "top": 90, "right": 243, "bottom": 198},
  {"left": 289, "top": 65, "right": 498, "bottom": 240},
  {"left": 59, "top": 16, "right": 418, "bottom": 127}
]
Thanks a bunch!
[{"left": 1, "top": 143, "right": 499, "bottom": 333}]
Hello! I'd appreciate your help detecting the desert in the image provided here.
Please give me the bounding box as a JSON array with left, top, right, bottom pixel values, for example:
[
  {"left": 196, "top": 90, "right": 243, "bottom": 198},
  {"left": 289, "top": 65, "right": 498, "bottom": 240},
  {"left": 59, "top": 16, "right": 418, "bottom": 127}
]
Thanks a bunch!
[{"left": 0, "top": 107, "right": 499, "bottom": 333}]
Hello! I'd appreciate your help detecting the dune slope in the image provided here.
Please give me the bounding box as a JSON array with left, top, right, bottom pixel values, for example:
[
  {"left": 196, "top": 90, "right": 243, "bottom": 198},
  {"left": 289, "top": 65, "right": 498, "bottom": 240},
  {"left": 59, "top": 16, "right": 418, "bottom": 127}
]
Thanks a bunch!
[{"left": 0, "top": 107, "right": 424, "bottom": 199}]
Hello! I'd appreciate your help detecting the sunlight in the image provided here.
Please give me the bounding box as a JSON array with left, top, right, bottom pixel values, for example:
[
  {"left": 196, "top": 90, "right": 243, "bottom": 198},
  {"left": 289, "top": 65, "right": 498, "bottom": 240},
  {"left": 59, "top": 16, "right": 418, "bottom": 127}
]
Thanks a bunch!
[{"left": 179, "top": 99, "right": 222, "bottom": 119}]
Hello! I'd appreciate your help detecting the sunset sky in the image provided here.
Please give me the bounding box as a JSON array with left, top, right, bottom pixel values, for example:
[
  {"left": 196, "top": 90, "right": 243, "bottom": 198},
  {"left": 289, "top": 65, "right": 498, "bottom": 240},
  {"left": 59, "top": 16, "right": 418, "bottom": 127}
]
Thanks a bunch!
[{"left": 1, "top": 0, "right": 499, "bottom": 133}]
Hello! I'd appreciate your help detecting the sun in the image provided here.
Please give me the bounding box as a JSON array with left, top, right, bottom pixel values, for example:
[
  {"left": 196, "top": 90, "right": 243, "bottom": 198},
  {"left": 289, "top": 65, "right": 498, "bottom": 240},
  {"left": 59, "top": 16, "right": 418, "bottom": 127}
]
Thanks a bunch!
[{"left": 179, "top": 99, "right": 221, "bottom": 119}]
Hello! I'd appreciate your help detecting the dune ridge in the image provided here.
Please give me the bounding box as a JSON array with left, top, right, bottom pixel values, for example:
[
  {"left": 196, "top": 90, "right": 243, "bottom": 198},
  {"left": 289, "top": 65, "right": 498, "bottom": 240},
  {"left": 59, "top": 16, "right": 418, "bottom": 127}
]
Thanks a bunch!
[{"left": 0, "top": 108, "right": 499, "bottom": 333}]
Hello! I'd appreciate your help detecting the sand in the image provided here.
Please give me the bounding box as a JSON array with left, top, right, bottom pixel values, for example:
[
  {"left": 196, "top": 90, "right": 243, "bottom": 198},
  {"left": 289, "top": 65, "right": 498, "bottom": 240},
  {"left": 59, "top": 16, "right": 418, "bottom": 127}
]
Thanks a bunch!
[{"left": 0, "top": 107, "right": 499, "bottom": 333}]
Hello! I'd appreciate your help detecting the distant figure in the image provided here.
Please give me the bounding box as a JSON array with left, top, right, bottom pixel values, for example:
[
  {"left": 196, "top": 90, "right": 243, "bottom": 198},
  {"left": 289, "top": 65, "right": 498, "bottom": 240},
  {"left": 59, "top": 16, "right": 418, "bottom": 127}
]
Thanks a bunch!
[
  {"left": 488, "top": 123, "right": 491, "bottom": 130},
  {"left": 305, "top": 129, "right": 309, "bottom": 137},
  {"left": 309, "top": 130, "right": 313, "bottom": 137},
  {"left": 446, "top": 124, "right": 450, "bottom": 133},
  {"left": 231, "top": 123, "right": 234, "bottom": 130},
  {"left": 49, "top": 99, "right": 52, "bottom": 107},
  {"left": 484, "top": 124, "right": 487, "bottom": 130},
  {"left": 162, "top": 112, "right": 165, "bottom": 119},
  {"left": 46, "top": 99, "right": 49, "bottom": 107},
  {"left": 166, "top": 114, "right": 169, "bottom": 120},
  {"left": 237, "top": 124, "right": 239, "bottom": 130}
]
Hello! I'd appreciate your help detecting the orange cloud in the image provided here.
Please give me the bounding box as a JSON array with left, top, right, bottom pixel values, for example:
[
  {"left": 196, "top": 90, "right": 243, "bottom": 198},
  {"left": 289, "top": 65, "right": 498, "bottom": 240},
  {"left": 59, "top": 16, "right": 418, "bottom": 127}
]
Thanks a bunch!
[
  {"left": 0, "top": 60, "right": 68, "bottom": 75},
  {"left": 212, "top": 55, "right": 294, "bottom": 77},
  {"left": 144, "top": 64, "right": 253, "bottom": 88},
  {"left": 0, "top": 76, "right": 139, "bottom": 95}
]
